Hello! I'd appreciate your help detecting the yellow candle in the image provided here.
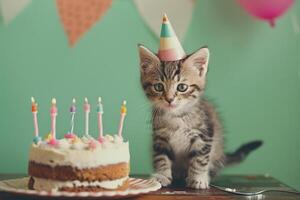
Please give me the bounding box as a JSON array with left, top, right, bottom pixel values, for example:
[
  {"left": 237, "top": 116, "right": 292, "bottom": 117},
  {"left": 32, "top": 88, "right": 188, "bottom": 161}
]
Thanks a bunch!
[
  {"left": 121, "top": 101, "right": 127, "bottom": 114},
  {"left": 118, "top": 100, "right": 127, "bottom": 138}
]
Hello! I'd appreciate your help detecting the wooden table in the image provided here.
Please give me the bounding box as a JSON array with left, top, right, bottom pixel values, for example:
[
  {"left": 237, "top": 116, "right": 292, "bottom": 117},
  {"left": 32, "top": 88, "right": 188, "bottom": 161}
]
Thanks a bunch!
[{"left": 0, "top": 174, "right": 299, "bottom": 200}]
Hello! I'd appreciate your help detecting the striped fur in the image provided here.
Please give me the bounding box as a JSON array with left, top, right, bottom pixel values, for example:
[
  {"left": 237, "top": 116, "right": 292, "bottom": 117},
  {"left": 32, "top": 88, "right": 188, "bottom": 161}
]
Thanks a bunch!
[
  {"left": 138, "top": 45, "right": 261, "bottom": 189},
  {"left": 139, "top": 45, "right": 223, "bottom": 189}
]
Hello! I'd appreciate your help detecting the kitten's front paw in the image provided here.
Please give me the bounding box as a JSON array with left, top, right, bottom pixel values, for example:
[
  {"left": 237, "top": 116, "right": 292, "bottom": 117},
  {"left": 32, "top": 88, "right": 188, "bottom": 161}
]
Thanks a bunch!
[
  {"left": 152, "top": 173, "right": 172, "bottom": 187},
  {"left": 186, "top": 174, "right": 210, "bottom": 189}
]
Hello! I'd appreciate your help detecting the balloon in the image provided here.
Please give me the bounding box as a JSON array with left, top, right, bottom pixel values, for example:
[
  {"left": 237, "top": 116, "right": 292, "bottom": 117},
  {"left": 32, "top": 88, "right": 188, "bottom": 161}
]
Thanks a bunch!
[{"left": 238, "top": 0, "right": 295, "bottom": 27}]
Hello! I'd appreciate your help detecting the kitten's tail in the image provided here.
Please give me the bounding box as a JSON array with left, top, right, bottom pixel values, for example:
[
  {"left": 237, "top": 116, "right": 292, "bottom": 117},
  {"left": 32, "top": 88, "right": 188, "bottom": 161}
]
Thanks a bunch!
[{"left": 224, "top": 140, "right": 263, "bottom": 166}]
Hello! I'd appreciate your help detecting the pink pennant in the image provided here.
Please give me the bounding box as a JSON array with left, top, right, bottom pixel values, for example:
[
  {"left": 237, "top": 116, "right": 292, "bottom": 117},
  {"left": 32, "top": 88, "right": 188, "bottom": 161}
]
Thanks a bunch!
[{"left": 56, "top": 0, "right": 112, "bottom": 46}]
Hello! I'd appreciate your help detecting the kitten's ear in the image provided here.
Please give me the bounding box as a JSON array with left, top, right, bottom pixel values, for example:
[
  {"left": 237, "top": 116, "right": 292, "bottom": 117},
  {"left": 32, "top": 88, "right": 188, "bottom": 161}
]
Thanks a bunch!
[
  {"left": 183, "top": 47, "right": 210, "bottom": 77},
  {"left": 138, "top": 44, "right": 160, "bottom": 73}
]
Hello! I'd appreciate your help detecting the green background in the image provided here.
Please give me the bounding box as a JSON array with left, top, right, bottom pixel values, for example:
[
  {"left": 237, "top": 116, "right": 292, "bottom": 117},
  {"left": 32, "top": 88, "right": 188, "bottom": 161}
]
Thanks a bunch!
[{"left": 0, "top": 0, "right": 299, "bottom": 190}]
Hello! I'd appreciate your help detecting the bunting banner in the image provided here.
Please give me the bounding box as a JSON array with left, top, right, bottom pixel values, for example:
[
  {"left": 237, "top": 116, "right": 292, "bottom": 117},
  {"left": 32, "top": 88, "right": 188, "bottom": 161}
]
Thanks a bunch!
[
  {"left": 0, "top": 0, "right": 296, "bottom": 48},
  {"left": 0, "top": 0, "right": 31, "bottom": 24},
  {"left": 56, "top": 0, "right": 112, "bottom": 47},
  {"left": 134, "top": 0, "right": 195, "bottom": 42}
]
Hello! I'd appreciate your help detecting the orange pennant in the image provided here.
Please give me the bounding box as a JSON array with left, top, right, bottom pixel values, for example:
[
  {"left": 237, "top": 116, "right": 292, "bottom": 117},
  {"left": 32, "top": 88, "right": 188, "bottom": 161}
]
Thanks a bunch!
[{"left": 56, "top": 0, "right": 112, "bottom": 46}]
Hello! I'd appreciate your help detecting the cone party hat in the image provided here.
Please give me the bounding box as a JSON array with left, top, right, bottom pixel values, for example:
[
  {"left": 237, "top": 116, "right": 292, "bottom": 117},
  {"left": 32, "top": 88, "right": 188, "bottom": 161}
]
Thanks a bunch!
[{"left": 158, "top": 14, "right": 186, "bottom": 61}]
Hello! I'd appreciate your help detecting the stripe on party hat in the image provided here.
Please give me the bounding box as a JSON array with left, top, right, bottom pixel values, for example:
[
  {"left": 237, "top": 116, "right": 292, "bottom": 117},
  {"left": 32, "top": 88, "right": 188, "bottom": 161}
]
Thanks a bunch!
[
  {"left": 160, "top": 24, "right": 173, "bottom": 37},
  {"left": 158, "top": 14, "right": 185, "bottom": 61}
]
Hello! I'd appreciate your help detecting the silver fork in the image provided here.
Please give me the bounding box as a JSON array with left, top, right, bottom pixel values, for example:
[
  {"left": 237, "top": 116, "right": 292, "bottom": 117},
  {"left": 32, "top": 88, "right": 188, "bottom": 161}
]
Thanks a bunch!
[{"left": 210, "top": 184, "right": 300, "bottom": 196}]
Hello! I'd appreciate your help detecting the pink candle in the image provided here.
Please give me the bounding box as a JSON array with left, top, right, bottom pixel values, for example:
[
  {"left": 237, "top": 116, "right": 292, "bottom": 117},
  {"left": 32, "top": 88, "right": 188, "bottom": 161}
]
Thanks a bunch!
[
  {"left": 97, "top": 97, "right": 104, "bottom": 142},
  {"left": 117, "top": 100, "right": 127, "bottom": 138},
  {"left": 49, "top": 98, "right": 58, "bottom": 145},
  {"left": 31, "top": 97, "right": 39, "bottom": 137},
  {"left": 84, "top": 97, "right": 90, "bottom": 137}
]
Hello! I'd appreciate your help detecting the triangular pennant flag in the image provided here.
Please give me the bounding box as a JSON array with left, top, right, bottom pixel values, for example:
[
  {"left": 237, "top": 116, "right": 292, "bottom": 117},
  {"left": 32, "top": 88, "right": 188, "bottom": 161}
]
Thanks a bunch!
[
  {"left": 158, "top": 14, "right": 185, "bottom": 61},
  {"left": 56, "top": 0, "right": 112, "bottom": 47},
  {"left": 0, "top": 0, "right": 31, "bottom": 24},
  {"left": 134, "top": 0, "right": 195, "bottom": 42}
]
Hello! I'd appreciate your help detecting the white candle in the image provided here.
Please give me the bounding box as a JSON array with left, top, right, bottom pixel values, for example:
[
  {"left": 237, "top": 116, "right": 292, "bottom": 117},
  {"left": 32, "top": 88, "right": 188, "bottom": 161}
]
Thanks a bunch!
[
  {"left": 65, "top": 98, "right": 76, "bottom": 139},
  {"left": 97, "top": 97, "right": 104, "bottom": 142},
  {"left": 70, "top": 98, "right": 76, "bottom": 134}
]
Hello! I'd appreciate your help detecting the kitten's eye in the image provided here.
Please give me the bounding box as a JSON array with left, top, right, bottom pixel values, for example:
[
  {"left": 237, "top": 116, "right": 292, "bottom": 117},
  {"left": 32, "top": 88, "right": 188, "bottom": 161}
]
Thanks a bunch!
[
  {"left": 153, "top": 83, "right": 164, "bottom": 92},
  {"left": 177, "top": 83, "right": 188, "bottom": 92}
]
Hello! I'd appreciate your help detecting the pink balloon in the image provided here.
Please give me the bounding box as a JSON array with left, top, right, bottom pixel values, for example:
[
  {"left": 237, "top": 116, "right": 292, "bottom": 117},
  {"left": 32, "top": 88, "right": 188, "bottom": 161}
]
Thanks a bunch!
[{"left": 238, "top": 0, "right": 295, "bottom": 27}]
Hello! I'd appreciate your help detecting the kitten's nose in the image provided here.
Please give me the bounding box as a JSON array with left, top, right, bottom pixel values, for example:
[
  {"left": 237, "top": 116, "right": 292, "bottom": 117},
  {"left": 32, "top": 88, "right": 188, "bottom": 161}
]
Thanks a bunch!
[{"left": 165, "top": 97, "right": 174, "bottom": 104}]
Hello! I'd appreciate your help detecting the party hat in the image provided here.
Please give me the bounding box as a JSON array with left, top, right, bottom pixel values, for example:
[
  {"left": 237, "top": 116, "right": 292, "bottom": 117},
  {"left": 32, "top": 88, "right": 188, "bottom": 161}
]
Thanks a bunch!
[{"left": 158, "top": 14, "right": 186, "bottom": 61}]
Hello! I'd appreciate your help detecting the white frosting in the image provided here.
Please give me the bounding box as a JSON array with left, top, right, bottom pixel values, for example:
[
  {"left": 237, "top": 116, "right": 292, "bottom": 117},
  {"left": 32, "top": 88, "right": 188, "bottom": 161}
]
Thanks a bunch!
[
  {"left": 32, "top": 176, "right": 128, "bottom": 192},
  {"left": 29, "top": 135, "right": 130, "bottom": 169}
]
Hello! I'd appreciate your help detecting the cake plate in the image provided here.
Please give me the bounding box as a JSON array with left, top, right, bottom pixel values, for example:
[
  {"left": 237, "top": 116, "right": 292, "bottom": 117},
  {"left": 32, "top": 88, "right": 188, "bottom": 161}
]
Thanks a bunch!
[{"left": 0, "top": 177, "right": 161, "bottom": 199}]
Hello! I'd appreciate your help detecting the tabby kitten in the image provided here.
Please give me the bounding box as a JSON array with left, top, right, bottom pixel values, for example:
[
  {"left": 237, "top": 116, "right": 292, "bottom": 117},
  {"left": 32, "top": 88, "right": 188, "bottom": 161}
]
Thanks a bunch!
[{"left": 138, "top": 45, "right": 262, "bottom": 189}]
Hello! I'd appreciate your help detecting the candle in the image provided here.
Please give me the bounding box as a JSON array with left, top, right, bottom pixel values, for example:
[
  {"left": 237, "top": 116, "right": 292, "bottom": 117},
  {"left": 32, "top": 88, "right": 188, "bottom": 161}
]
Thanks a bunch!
[
  {"left": 97, "top": 97, "right": 104, "bottom": 143},
  {"left": 117, "top": 100, "right": 127, "bottom": 138},
  {"left": 48, "top": 98, "right": 58, "bottom": 145},
  {"left": 31, "top": 97, "right": 41, "bottom": 144},
  {"left": 84, "top": 97, "right": 90, "bottom": 137},
  {"left": 65, "top": 98, "right": 76, "bottom": 139}
]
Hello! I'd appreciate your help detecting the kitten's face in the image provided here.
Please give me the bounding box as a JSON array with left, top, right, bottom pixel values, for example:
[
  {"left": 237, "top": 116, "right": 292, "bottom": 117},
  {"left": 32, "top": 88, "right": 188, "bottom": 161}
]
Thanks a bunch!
[{"left": 138, "top": 45, "right": 210, "bottom": 113}]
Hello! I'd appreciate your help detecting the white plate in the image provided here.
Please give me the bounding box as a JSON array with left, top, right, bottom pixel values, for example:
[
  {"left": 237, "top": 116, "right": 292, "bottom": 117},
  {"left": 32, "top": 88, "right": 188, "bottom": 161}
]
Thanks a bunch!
[{"left": 0, "top": 177, "right": 161, "bottom": 199}]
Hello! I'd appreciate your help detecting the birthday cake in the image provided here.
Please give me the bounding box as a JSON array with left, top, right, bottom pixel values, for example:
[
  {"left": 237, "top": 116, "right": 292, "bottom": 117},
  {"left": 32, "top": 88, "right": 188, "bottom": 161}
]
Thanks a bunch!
[
  {"left": 28, "top": 98, "right": 130, "bottom": 192},
  {"left": 28, "top": 135, "right": 130, "bottom": 192}
]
